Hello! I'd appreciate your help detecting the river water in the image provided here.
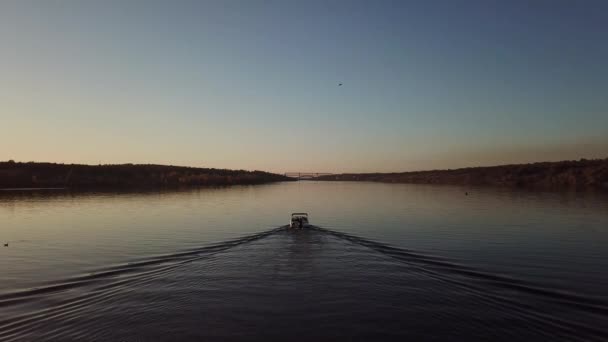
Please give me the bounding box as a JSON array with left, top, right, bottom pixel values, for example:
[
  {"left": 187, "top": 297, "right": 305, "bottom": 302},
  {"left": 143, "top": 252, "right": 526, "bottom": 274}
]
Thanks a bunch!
[{"left": 1, "top": 181, "right": 608, "bottom": 341}]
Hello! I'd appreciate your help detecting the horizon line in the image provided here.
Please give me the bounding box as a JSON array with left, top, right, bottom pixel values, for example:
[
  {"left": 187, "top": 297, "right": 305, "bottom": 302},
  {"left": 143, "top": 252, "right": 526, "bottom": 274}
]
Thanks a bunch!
[{"left": 3, "top": 157, "right": 607, "bottom": 175}]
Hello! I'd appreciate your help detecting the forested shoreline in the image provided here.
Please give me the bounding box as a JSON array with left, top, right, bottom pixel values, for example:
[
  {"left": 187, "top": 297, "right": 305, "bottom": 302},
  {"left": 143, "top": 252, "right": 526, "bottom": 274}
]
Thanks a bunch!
[
  {"left": 316, "top": 158, "right": 608, "bottom": 189},
  {"left": 0, "top": 161, "right": 292, "bottom": 189}
]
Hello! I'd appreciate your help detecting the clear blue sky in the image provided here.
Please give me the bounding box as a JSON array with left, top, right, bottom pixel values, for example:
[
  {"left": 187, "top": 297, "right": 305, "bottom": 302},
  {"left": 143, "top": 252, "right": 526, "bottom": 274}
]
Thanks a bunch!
[{"left": 1, "top": 0, "right": 607, "bottom": 172}]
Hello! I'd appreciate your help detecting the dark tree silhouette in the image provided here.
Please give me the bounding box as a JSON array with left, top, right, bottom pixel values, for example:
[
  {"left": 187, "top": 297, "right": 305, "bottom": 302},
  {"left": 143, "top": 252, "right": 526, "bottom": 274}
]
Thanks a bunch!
[
  {"left": 316, "top": 158, "right": 608, "bottom": 189},
  {"left": 0, "top": 162, "right": 293, "bottom": 189}
]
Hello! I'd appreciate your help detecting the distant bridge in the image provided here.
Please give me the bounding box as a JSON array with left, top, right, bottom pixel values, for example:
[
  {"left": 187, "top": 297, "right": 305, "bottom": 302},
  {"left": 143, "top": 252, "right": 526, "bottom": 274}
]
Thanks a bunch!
[{"left": 284, "top": 172, "right": 333, "bottom": 180}]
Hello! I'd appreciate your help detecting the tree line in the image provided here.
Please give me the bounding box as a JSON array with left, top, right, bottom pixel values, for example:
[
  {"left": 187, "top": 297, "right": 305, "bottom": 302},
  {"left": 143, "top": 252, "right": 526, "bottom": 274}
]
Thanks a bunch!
[
  {"left": 0, "top": 161, "right": 293, "bottom": 188},
  {"left": 316, "top": 158, "right": 608, "bottom": 189}
]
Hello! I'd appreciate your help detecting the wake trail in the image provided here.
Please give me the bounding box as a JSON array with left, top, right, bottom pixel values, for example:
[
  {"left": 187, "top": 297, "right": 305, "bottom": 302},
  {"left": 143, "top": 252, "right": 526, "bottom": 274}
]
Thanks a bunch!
[
  {"left": 312, "top": 226, "right": 608, "bottom": 340},
  {"left": 0, "top": 226, "right": 286, "bottom": 337},
  {"left": 311, "top": 226, "right": 608, "bottom": 316},
  {"left": 2, "top": 225, "right": 607, "bottom": 341}
]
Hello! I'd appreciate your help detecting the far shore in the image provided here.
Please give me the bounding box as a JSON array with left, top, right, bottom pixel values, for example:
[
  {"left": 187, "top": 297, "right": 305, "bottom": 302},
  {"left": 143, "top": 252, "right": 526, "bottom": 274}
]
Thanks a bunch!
[
  {"left": 2, "top": 158, "right": 607, "bottom": 190},
  {"left": 316, "top": 158, "right": 608, "bottom": 190},
  {"left": 0, "top": 161, "right": 293, "bottom": 189},
  {"left": 0, "top": 187, "right": 68, "bottom": 191}
]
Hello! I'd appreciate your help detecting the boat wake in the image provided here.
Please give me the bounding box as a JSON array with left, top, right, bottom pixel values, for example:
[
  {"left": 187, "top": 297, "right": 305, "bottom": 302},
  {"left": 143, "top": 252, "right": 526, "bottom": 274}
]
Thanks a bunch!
[
  {"left": 311, "top": 226, "right": 608, "bottom": 316},
  {"left": 1, "top": 225, "right": 607, "bottom": 341},
  {"left": 0, "top": 226, "right": 286, "bottom": 339},
  {"left": 311, "top": 226, "right": 608, "bottom": 340}
]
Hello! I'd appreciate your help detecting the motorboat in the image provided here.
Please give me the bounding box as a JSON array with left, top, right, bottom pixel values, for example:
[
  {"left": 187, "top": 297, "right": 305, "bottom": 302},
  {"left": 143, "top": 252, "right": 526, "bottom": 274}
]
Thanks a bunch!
[{"left": 289, "top": 213, "right": 310, "bottom": 229}]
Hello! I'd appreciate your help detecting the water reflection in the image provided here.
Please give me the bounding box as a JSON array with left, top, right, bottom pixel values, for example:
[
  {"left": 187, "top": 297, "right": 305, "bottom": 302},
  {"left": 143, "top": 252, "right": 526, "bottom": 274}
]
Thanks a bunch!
[
  {"left": 1, "top": 182, "right": 608, "bottom": 340},
  {"left": 1, "top": 182, "right": 608, "bottom": 302}
]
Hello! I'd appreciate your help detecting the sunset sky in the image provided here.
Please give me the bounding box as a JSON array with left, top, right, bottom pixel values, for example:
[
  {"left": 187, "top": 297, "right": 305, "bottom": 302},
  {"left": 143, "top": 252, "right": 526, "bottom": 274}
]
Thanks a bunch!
[{"left": 1, "top": 1, "right": 607, "bottom": 173}]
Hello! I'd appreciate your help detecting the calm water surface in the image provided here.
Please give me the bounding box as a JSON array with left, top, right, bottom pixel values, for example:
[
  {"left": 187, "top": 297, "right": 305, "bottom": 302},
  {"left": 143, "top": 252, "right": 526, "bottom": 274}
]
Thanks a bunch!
[{"left": 1, "top": 181, "right": 608, "bottom": 341}]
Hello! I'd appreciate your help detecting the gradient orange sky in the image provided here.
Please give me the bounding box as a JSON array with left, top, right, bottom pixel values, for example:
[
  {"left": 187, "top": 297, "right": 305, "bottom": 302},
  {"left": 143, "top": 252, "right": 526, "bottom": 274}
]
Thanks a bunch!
[{"left": 1, "top": 1, "right": 607, "bottom": 173}]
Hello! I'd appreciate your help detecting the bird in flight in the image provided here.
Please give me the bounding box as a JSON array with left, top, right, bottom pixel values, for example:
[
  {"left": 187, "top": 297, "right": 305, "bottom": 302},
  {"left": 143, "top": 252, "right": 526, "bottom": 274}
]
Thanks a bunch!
[{"left": 338, "top": 83, "right": 343, "bottom": 86}]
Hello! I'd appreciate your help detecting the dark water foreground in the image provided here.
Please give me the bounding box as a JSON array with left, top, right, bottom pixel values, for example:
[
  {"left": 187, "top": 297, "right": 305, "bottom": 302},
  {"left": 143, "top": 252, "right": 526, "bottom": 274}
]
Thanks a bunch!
[
  {"left": 1, "top": 225, "right": 607, "bottom": 341},
  {"left": 1, "top": 182, "right": 608, "bottom": 340}
]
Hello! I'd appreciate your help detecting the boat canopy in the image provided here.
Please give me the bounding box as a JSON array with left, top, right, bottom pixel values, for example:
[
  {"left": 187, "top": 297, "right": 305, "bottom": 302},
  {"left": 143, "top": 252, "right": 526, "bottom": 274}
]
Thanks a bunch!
[{"left": 291, "top": 213, "right": 308, "bottom": 217}]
